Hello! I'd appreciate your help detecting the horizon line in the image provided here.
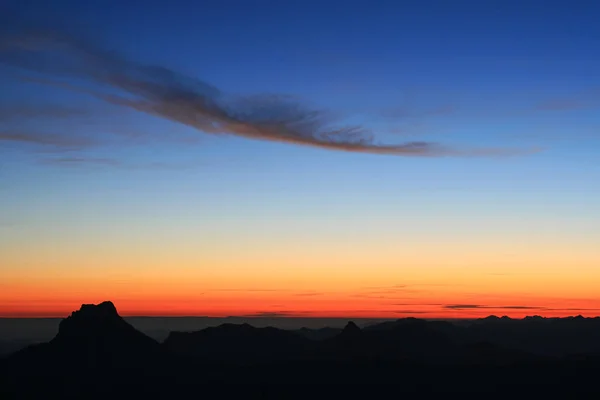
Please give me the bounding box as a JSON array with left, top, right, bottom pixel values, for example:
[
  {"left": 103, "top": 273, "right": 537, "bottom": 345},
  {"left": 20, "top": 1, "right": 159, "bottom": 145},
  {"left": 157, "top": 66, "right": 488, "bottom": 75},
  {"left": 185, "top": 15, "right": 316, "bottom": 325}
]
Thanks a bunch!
[{"left": 0, "top": 314, "right": 596, "bottom": 320}]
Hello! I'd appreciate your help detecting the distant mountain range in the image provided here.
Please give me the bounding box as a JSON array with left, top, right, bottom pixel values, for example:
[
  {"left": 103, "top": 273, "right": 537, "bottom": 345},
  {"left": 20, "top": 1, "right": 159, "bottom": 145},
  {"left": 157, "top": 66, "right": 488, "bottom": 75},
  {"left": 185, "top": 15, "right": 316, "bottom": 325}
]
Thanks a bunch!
[{"left": 1, "top": 301, "right": 599, "bottom": 397}]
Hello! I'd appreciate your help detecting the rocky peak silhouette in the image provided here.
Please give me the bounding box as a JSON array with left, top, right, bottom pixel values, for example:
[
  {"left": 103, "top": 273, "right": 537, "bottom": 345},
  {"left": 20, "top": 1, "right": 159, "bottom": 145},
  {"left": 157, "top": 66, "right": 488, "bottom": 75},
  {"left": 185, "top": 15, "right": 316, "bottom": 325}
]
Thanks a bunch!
[
  {"left": 51, "top": 301, "right": 160, "bottom": 367},
  {"left": 56, "top": 301, "right": 130, "bottom": 341},
  {"left": 343, "top": 321, "right": 360, "bottom": 332},
  {"left": 339, "top": 321, "right": 362, "bottom": 339},
  {"left": 5, "top": 301, "right": 161, "bottom": 377}
]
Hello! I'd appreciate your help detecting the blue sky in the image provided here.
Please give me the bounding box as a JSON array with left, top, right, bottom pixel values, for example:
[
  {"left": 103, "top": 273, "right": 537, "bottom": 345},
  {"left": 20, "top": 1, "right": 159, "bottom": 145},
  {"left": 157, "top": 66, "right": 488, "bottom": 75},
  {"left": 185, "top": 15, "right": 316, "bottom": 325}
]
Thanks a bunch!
[
  {"left": 2, "top": 0, "right": 599, "bottom": 219},
  {"left": 1, "top": 0, "right": 599, "bottom": 317}
]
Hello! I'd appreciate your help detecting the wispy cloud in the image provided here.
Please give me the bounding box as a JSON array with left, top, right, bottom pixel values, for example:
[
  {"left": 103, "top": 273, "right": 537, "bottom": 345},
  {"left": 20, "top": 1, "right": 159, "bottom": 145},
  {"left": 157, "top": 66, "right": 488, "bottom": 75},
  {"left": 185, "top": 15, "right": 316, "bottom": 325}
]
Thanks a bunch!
[
  {"left": 350, "top": 284, "right": 424, "bottom": 299},
  {"left": 536, "top": 100, "right": 589, "bottom": 112},
  {"left": 442, "top": 304, "right": 600, "bottom": 312},
  {"left": 39, "top": 156, "right": 121, "bottom": 167},
  {"left": 211, "top": 289, "right": 285, "bottom": 293},
  {"left": 294, "top": 292, "right": 325, "bottom": 297},
  {"left": 534, "top": 89, "right": 600, "bottom": 112},
  {"left": 0, "top": 26, "right": 538, "bottom": 158},
  {"left": 39, "top": 156, "right": 204, "bottom": 170},
  {"left": 444, "top": 304, "right": 545, "bottom": 310},
  {"left": 361, "top": 284, "right": 408, "bottom": 290},
  {"left": 445, "top": 304, "right": 486, "bottom": 310},
  {"left": 239, "top": 311, "right": 310, "bottom": 317},
  {"left": 240, "top": 312, "right": 292, "bottom": 317},
  {"left": 0, "top": 104, "right": 89, "bottom": 120},
  {"left": 0, "top": 130, "right": 96, "bottom": 150},
  {"left": 381, "top": 105, "right": 458, "bottom": 119},
  {"left": 394, "top": 310, "right": 431, "bottom": 314}
]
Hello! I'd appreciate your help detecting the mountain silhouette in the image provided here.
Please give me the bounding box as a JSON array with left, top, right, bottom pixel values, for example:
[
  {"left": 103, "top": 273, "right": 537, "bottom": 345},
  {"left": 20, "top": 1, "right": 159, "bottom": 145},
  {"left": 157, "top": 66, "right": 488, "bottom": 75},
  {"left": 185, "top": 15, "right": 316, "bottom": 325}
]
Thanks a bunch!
[
  {"left": 293, "top": 326, "right": 342, "bottom": 341},
  {"left": 5, "top": 301, "right": 161, "bottom": 374},
  {"left": 341, "top": 321, "right": 361, "bottom": 335},
  {"left": 163, "top": 322, "right": 311, "bottom": 363},
  {"left": 2, "top": 301, "right": 600, "bottom": 396}
]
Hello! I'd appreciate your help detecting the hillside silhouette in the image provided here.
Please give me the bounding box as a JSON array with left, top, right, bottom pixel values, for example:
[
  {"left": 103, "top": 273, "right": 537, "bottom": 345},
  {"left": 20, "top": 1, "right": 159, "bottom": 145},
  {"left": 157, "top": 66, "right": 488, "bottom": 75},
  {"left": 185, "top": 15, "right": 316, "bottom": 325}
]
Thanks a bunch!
[{"left": 1, "top": 301, "right": 600, "bottom": 397}]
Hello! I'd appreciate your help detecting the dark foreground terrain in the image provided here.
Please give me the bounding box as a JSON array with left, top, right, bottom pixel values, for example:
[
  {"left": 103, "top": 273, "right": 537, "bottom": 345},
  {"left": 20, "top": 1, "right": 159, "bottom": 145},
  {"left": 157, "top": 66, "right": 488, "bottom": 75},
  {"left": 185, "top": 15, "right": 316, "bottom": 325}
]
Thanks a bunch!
[{"left": 1, "top": 301, "right": 599, "bottom": 398}]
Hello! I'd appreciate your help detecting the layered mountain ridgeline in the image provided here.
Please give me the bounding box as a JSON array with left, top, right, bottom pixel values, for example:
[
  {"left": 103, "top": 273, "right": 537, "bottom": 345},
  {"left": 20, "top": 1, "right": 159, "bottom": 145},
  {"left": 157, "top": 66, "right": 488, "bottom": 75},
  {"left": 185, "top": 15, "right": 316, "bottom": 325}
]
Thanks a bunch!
[{"left": 1, "top": 302, "right": 600, "bottom": 397}]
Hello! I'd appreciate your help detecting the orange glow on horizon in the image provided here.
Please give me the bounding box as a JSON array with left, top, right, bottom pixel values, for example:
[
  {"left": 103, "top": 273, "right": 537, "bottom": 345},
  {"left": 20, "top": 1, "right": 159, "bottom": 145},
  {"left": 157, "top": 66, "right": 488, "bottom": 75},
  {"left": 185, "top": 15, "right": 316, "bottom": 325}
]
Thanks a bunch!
[
  {"left": 2, "top": 290, "right": 599, "bottom": 319},
  {"left": 2, "top": 229, "right": 599, "bottom": 320}
]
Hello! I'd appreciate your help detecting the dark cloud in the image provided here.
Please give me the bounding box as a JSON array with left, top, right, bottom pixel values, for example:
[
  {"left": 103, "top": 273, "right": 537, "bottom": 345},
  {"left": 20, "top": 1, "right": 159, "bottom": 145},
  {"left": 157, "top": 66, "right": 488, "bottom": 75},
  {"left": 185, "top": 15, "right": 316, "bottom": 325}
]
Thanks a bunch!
[
  {"left": 444, "top": 304, "right": 481, "bottom": 310},
  {"left": 444, "top": 304, "right": 545, "bottom": 310},
  {"left": 241, "top": 312, "right": 293, "bottom": 317},
  {"left": 443, "top": 302, "right": 600, "bottom": 313},
  {"left": 0, "top": 26, "right": 538, "bottom": 158},
  {"left": 239, "top": 311, "right": 311, "bottom": 317},
  {"left": 394, "top": 310, "right": 431, "bottom": 314}
]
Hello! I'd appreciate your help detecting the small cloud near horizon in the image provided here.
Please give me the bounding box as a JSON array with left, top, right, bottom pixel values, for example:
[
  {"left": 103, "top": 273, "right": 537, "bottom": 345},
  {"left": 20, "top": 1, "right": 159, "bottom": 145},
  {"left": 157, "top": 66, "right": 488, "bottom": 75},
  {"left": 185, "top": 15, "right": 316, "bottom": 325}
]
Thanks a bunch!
[
  {"left": 394, "top": 310, "right": 431, "bottom": 314},
  {"left": 444, "top": 304, "right": 545, "bottom": 310},
  {"left": 210, "top": 289, "right": 285, "bottom": 293},
  {"left": 294, "top": 292, "right": 326, "bottom": 297},
  {"left": 444, "top": 304, "right": 600, "bottom": 312},
  {"left": 237, "top": 311, "right": 312, "bottom": 318}
]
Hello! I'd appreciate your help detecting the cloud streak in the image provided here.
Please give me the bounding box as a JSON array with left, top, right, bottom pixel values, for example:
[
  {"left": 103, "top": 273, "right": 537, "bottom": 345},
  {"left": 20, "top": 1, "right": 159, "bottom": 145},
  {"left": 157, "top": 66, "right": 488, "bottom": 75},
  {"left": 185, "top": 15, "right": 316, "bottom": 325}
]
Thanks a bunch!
[
  {"left": 394, "top": 310, "right": 431, "bottom": 314},
  {"left": 0, "top": 104, "right": 89, "bottom": 120},
  {"left": 444, "top": 304, "right": 544, "bottom": 310},
  {"left": 210, "top": 289, "right": 284, "bottom": 293},
  {"left": 39, "top": 156, "right": 204, "bottom": 170},
  {"left": 444, "top": 304, "right": 600, "bottom": 312},
  {"left": 294, "top": 292, "right": 326, "bottom": 297},
  {"left": 238, "top": 311, "right": 311, "bottom": 317},
  {"left": 0, "top": 130, "right": 96, "bottom": 149},
  {"left": 535, "top": 91, "right": 600, "bottom": 112},
  {"left": 0, "top": 26, "right": 538, "bottom": 158}
]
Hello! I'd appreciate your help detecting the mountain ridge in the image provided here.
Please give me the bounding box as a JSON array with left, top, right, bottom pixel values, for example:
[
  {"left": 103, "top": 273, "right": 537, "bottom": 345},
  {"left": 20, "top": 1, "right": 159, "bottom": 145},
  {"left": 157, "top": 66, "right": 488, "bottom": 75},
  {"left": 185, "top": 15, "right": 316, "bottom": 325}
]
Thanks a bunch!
[{"left": 2, "top": 301, "right": 600, "bottom": 396}]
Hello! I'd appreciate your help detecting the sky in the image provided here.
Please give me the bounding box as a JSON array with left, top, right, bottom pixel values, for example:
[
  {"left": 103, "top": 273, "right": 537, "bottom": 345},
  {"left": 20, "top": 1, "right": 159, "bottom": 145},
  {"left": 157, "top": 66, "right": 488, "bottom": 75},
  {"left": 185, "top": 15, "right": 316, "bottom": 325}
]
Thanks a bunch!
[{"left": 1, "top": 0, "right": 599, "bottom": 319}]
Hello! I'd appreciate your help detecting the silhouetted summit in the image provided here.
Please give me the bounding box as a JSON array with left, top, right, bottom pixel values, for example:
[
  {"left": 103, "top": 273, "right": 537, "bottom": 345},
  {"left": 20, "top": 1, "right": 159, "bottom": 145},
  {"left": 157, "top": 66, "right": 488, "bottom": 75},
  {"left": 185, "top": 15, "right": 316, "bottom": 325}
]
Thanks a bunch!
[
  {"left": 55, "top": 301, "right": 158, "bottom": 350},
  {"left": 340, "top": 321, "right": 361, "bottom": 336},
  {"left": 57, "top": 301, "right": 122, "bottom": 338},
  {"left": 6, "top": 301, "right": 160, "bottom": 374}
]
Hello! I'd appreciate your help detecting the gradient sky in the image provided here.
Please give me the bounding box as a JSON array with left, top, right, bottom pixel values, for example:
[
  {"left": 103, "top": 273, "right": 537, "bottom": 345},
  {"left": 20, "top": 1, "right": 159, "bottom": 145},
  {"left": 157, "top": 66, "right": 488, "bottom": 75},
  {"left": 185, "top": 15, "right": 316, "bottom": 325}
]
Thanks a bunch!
[{"left": 1, "top": 0, "right": 599, "bottom": 318}]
